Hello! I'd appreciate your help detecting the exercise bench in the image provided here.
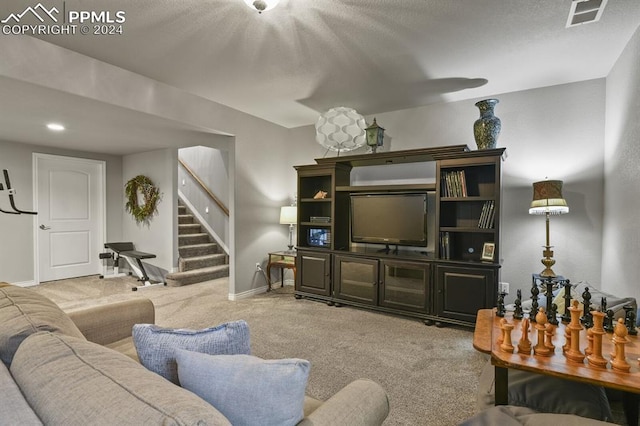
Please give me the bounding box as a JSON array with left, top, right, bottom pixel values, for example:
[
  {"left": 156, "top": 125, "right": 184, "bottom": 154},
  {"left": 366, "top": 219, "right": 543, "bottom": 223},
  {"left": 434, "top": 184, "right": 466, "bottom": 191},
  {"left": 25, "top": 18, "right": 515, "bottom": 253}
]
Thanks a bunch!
[{"left": 100, "top": 242, "right": 165, "bottom": 291}]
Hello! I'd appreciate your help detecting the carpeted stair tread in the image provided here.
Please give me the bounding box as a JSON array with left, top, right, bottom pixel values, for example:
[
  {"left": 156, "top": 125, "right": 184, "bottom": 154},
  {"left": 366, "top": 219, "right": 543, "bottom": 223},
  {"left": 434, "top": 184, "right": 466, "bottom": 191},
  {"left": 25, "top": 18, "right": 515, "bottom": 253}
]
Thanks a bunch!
[
  {"left": 178, "top": 233, "right": 210, "bottom": 245},
  {"left": 179, "top": 243, "right": 219, "bottom": 257},
  {"left": 178, "top": 214, "right": 194, "bottom": 224},
  {"left": 178, "top": 223, "right": 202, "bottom": 234},
  {"left": 180, "top": 253, "right": 227, "bottom": 271},
  {"left": 165, "top": 264, "right": 230, "bottom": 287}
]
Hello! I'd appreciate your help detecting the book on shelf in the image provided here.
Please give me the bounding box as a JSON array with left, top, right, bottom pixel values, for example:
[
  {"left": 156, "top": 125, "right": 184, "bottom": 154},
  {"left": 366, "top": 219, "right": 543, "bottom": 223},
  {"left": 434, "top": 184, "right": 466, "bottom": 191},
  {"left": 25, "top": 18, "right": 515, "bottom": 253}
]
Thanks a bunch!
[
  {"left": 440, "top": 231, "right": 451, "bottom": 260},
  {"left": 441, "top": 170, "right": 467, "bottom": 198},
  {"left": 478, "top": 200, "right": 495, "bottom": 229}
]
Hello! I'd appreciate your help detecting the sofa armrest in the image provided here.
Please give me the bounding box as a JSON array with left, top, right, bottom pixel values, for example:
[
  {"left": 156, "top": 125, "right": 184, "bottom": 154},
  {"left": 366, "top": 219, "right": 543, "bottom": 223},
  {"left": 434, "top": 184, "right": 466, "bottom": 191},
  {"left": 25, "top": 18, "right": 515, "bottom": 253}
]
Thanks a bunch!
[
  {"left": 66, "top": 298, "right": 155, "bottom": 345},
  {"left": 298, "top": 379, "right": 389, "bottom": 426}
]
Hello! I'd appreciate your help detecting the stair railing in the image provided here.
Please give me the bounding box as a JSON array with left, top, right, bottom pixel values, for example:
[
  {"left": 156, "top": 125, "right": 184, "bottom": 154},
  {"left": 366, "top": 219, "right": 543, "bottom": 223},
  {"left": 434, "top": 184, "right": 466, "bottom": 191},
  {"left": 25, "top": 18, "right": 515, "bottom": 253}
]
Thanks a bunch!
[{"left": 178, "top": 158, "right": 229, "bottom": 217}]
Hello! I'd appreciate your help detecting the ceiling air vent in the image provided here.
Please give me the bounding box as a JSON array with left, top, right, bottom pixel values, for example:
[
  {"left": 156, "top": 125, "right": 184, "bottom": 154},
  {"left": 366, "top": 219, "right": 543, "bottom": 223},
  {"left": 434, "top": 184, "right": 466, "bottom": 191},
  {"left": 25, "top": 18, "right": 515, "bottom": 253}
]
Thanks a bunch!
[{"left": 566, "top": 0, "right": 608, "bottom": 28}]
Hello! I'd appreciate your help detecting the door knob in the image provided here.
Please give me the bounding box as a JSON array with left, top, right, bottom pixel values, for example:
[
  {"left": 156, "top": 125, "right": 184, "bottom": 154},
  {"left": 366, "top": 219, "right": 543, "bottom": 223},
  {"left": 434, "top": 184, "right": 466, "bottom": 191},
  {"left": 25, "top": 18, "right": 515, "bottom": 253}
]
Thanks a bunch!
[{"left": 39, "top": 224, "right": 51, "bottom": 230}]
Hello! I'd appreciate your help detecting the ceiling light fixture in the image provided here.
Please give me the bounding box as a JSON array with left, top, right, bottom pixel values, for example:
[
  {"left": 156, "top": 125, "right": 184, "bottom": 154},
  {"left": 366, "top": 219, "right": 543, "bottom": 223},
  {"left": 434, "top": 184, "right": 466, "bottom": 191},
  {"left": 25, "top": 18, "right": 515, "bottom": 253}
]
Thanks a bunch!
[
  {"left": 243, "top": 0, "right": 280, "bottom": 13},
  {"left": 46, "top": 123, "right": 65, "bottom": 131}
]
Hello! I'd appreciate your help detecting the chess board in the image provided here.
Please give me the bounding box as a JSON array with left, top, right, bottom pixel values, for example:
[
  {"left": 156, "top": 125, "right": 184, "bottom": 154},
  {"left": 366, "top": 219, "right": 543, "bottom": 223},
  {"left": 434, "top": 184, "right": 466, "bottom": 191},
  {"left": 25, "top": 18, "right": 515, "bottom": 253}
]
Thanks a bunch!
[{"left": 475, "top": 309, "right": 640, "bottom": 394}]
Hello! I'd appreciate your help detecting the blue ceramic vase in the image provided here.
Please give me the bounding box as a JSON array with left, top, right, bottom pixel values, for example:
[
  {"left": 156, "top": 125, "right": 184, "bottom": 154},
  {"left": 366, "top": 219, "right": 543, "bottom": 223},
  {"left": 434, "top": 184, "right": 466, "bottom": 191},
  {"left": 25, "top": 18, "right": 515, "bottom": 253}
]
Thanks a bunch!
[{"left": 473, "top": 99, "right": 501, "bottom": 150}]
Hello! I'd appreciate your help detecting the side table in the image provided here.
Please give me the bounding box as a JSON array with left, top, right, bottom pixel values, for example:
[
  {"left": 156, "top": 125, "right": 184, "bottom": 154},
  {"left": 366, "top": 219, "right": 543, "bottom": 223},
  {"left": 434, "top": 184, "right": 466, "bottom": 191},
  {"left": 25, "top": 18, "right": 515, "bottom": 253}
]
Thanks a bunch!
[{"left": 266, "top": 251, "right": 297, "bottom": 291}]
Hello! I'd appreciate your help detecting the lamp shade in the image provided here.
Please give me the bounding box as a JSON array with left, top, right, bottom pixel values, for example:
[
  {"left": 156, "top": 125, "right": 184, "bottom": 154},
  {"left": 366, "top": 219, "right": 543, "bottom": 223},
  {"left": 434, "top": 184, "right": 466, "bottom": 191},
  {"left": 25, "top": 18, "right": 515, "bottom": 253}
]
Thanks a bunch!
[
  {"left": 529, "top": 180, "right": 569, "bottom": 215},
  {"left": 315, "top": 107, "right": 367, "bottom": 153},
  {"left": 279, "top": 206, "right": 297, "bottom": 225}
]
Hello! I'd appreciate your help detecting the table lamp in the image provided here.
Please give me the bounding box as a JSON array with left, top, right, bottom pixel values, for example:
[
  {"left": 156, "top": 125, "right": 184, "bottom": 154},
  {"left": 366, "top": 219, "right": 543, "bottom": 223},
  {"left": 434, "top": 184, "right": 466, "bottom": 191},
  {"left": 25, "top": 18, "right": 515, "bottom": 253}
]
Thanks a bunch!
[
  {"left": 279, "top": 205, "right": 297, "bottom": 252},
  {"left": 529, "top": 180, "right": 569, "bottom": 278}
]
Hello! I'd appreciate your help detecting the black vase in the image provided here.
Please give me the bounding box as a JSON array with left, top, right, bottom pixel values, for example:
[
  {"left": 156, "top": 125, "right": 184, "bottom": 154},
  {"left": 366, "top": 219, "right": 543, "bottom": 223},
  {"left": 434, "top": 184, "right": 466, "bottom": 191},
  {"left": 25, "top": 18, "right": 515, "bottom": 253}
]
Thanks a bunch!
[{"left": 473, "top": 99, "right": 501, "bottom": 150}]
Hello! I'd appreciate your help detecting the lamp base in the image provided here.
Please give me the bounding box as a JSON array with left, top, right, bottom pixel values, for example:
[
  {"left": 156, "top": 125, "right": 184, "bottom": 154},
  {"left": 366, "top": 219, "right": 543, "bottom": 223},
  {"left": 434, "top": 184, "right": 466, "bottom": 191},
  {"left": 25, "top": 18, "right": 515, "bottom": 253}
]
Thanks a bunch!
[{"left": 539, "top": 245, "right": 556, "bottom": 278}]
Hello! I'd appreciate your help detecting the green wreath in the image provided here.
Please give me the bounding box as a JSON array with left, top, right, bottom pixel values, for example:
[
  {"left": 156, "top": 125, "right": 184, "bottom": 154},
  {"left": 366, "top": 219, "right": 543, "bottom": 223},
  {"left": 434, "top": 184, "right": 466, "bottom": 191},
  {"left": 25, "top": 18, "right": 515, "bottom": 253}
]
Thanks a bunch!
[{"left": 125, "top": 175, "right": 161, "bottom": 225}]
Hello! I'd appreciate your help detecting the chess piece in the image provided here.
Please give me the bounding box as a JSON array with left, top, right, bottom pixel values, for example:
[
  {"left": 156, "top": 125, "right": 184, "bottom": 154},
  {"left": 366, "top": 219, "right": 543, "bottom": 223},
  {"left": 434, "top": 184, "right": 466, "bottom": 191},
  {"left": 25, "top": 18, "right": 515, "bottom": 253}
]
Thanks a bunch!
[
  {"left": 585, "top": 326, "right": 594, "bottom": 357},
  {"left": 581, "top": 287, "right": 593, "bottom": 328},
  {"left": 530, "top": 284, "right": 540, "bottom": 323},
  {"left": 517, "top": 318, "right": 532, "bottom": 354},
  {"left": 544, "top": 278, "right": 555, "bottom": 314},
  {"left": 534, "top": 307, "right": 552, "bottom": 356},
  {"left": 496, "top": 292, "right": 506, "bottom": 317},
  {"left": 497, "top": 318, "right": 507, "bottom": 345},
  {"left": 500, "top": 320, "right": 515, "bottom": 353},
  {"left": 547, "top": 303, "right": 559, "bottom": 326},
  {"left": 587, "top": 310, "right": 608, "bottom": 369},
  {"left": 544, "top": 322, "right": 556, "bottom": 351},
  {"left": 624, "top": 304, "right": 638, "bottom": 336},
  {"left": 604, "top": 309, "right": 615, "bottom": 333},
  {"left": 565, "top": 300, "right": 585, "bottom": 363},
  {"left": 561, "top": 280, "right": 572, "bottom": 323},
  {"left": 611, "top": 318, "right": 631, "bottom": 372},
  {"left": 513, "top": 289, "right": 523, "bottom": 320}
]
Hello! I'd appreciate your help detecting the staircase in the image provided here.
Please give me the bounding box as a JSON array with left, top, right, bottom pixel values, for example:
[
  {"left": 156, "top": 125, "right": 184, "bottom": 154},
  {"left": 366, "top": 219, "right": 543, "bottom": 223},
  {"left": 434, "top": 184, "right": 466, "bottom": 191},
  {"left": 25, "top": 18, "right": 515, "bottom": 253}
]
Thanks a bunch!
[{"left": 165, "top": 203, "right": 229, "bottom": 287}]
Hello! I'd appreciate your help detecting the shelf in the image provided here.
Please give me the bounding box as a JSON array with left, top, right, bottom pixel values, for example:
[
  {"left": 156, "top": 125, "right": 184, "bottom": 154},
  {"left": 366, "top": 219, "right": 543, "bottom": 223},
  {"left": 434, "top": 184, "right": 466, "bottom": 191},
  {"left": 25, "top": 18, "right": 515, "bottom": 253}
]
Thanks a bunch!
[
  {"left": 337, "top": 183, "right": 436, "bottom": 193},
  {"left": 300, "top": 198, "right": 332, "bottom": 202},
  {"left": 440, "top": 196, "right": 494, "bottom": 202},
  {"left": 315, "top": 145, "right": 470, "bottom": 167},
  {"left": 301, "top": 222, "right": 332, "bottom": 227},
  {"left": 439, "top": 227, "right": 496, "bottom": 233}
]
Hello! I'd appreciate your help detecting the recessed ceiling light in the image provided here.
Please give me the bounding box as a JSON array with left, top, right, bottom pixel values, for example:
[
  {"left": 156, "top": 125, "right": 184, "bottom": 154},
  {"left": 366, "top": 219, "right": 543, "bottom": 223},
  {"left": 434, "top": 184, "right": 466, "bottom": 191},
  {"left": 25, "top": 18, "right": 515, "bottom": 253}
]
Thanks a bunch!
[{"left": 46, "top": 123, "right": 65, "bottom": 131}]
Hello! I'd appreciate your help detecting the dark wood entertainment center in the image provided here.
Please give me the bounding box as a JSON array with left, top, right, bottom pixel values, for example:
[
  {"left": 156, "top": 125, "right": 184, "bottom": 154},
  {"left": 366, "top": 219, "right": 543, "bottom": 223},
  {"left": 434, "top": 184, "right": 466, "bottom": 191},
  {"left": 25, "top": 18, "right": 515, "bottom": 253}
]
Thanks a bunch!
[{"left": 294, "top": 145, "right": 506, "bottom": 327}]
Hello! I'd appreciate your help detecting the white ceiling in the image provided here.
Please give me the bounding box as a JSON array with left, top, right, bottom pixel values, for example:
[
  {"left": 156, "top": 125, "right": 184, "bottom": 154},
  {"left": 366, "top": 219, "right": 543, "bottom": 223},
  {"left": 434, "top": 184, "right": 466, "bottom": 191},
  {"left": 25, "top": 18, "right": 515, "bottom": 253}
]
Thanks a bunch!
[{"left": 1, "top": 0, "right": 639, "bottom": 154}]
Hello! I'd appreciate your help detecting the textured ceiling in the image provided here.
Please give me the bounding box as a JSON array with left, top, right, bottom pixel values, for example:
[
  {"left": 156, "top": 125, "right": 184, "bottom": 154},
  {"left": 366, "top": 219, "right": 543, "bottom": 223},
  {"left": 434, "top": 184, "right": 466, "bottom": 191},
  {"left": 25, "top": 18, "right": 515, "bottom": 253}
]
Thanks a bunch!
[{"left": 0, "top": 0, "right": 639, "bottom": 153}]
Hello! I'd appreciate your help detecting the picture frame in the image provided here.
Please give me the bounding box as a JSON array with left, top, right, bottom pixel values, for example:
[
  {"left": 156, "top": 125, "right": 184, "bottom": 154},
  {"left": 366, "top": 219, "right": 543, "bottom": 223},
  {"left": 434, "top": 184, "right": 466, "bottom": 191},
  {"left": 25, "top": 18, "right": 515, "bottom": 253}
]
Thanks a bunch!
[{"left": 481, "top": 242, "right": 495, "bottom": 261}]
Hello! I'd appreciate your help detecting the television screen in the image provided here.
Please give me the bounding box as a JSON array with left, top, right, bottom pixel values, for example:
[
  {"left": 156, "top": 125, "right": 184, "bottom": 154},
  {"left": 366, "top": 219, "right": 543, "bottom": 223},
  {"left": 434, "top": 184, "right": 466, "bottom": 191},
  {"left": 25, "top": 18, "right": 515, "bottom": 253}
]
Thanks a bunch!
[{"left": 350, "top": 193, "right": 427, "bottom": 247}]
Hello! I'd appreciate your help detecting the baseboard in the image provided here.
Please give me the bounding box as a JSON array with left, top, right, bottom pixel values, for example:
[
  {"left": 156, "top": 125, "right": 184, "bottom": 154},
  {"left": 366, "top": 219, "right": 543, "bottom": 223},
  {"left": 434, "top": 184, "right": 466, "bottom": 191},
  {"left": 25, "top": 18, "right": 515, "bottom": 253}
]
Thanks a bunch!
[
  {"left": 11, "top": 280, "right": 37, "bottom": 287},
  {"left": 229, "top": 285, "right": 268, "bottom": 301}
]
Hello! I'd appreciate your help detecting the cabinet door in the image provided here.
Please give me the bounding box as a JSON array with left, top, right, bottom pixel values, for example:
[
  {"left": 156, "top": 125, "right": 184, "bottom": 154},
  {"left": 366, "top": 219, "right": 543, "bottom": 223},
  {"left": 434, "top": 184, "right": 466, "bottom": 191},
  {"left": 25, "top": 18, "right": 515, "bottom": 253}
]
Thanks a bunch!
[
  {"left": 296, "top": 251, "right": 331, "bottom": 296},
  {"left": 333, "top": 255, "right": 378, "bottom": 305},
  {"left": 435, "top": 265, "right": 496, "bottom": 324},
  {"left": 379, "top": 260, "right": 430, "bottom": 313}
]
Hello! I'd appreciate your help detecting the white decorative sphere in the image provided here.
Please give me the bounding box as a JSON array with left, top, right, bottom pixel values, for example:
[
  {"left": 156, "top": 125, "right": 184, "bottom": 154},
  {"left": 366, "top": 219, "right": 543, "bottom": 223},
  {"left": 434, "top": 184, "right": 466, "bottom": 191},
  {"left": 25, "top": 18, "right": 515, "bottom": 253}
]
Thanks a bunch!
[{"left": 315, "top": 107, "right": 367, "bottom": 152}]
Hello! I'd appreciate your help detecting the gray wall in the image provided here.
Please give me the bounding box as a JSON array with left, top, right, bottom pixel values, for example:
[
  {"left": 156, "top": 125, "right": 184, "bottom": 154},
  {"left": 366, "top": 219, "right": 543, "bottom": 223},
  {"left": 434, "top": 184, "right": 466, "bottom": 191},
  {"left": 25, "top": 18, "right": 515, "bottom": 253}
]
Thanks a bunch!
[
  {"left": 0, "top": 140, "right": 122, "bottom": 284},
  {"left": 289, "top": 79, "right": 607, "bottom": 302},
  {"left": 602, "top": 25, "right": 640, "bottom": 301}
]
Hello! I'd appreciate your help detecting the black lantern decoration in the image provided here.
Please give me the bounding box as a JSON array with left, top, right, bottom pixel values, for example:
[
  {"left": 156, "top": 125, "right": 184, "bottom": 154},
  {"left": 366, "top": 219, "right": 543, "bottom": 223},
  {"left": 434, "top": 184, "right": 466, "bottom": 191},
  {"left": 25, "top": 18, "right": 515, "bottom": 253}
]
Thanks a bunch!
[{"left": 365, "top": 118, "right": 385, "bottom": 153}]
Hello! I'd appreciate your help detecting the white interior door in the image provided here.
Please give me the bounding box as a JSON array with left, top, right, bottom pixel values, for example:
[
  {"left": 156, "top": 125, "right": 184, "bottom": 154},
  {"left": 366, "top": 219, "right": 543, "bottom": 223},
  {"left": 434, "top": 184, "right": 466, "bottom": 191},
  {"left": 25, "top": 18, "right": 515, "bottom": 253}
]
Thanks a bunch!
[{"left": 35, "top": 154, "right": 105, "bottom": 282}]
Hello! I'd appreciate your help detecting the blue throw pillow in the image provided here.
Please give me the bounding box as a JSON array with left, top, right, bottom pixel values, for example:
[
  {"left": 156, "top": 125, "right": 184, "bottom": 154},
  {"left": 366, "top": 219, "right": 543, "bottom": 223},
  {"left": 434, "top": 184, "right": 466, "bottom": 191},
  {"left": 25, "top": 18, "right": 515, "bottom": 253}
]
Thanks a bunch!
[
  {"left": 132, "top": 321, "right": 250, "bottom": 384},
  {"left": 176, "top": 351, "right": 310, "bottom": 426}
]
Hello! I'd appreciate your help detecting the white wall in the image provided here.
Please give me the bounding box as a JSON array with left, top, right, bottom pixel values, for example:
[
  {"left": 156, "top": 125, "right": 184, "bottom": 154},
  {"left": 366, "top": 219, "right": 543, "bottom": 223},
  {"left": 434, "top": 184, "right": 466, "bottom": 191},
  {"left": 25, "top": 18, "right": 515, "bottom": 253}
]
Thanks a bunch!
[
  {"left": 0, "top": 139, "right": 123, "bottom": 284},
  {"left": 289, "top": 79, "right": 607, "bottom": 302},
  {"left": 602, "top": 25, "right": 640, "bottom": 301}
]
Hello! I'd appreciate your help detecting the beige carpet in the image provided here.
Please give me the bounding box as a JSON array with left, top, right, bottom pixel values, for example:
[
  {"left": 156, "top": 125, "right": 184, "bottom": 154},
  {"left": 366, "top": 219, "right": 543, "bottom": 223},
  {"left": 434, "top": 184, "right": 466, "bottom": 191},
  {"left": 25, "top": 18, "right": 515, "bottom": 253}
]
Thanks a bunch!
[{"left": 31, "top": 275, "right": 488, "bottom": 426}]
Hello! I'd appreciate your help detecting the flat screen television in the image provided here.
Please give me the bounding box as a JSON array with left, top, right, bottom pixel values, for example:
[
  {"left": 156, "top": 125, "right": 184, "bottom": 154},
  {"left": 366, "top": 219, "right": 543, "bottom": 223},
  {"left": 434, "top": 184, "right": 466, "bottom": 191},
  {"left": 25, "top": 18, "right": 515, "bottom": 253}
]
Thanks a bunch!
[{"left": 350, "top": 192, "right": 427, "bottom": 247}]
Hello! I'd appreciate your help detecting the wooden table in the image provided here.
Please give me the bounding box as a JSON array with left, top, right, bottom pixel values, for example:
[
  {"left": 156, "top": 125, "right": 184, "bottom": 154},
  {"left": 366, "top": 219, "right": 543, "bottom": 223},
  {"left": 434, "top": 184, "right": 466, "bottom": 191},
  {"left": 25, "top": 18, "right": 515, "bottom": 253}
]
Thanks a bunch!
[
  {"left": 266, "top": 251, "right": 296, "bottom": 291},
  {"left": 473, "top": 309, "right": 640, "bottom": 424}
]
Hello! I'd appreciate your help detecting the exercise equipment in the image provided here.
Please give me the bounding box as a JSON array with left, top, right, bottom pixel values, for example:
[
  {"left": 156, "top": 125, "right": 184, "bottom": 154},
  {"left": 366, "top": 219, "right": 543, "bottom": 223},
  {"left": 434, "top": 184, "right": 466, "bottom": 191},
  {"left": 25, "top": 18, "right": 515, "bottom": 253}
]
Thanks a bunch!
[
  {"left": 0, "top": 169, "right": 37, "bottom": 215},
  {"left": 100, "top": 242, "right": 165, "bottom": 291}
]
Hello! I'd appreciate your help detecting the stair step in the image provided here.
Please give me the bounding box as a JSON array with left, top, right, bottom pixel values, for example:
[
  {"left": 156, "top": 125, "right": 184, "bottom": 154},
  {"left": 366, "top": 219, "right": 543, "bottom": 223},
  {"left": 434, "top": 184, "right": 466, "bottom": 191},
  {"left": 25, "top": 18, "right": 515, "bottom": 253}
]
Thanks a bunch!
[
  {"left": 178, "top": 214, "right": 194, "bottom": 224},
  {"left": 180, "top": 253, "right": 227, "bottom": 272},
  {"left": 178, "top": 205, "right": 187, "bottom": 215},
  {"left": 179, "top": 223, "right": 202, "bottom": 234},
  {"left": 165, "top": 265, "right": 230, "bottom": 287},
  {"left": 179, "top": 243, "right": 219, "bottom": 258},
  {"left": 179, "top": 233, "right": 210, "bottom": 246}
]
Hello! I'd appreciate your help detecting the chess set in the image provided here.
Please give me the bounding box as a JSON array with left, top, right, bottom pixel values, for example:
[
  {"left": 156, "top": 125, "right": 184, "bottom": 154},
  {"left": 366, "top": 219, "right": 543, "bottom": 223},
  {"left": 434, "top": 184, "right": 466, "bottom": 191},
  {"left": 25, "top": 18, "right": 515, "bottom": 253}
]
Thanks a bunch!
[{"left": 492, "top": 280, "right": 639, "bottom": 375}]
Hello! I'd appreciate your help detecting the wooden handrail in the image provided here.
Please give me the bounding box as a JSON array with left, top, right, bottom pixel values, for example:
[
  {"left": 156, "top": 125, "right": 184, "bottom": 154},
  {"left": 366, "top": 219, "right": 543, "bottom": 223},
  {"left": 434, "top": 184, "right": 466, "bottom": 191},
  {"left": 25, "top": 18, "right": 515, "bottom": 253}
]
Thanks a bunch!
[{"left": 179, "top": 158, "right": 229, "bottom": 217}]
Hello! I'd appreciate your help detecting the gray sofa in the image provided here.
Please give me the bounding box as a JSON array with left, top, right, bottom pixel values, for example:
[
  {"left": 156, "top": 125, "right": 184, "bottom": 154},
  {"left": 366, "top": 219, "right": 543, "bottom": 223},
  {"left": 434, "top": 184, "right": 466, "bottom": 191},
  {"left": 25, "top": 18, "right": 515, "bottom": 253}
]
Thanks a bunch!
[{"left": 0, "top": 282, "right": 389, "bottom": 425}]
